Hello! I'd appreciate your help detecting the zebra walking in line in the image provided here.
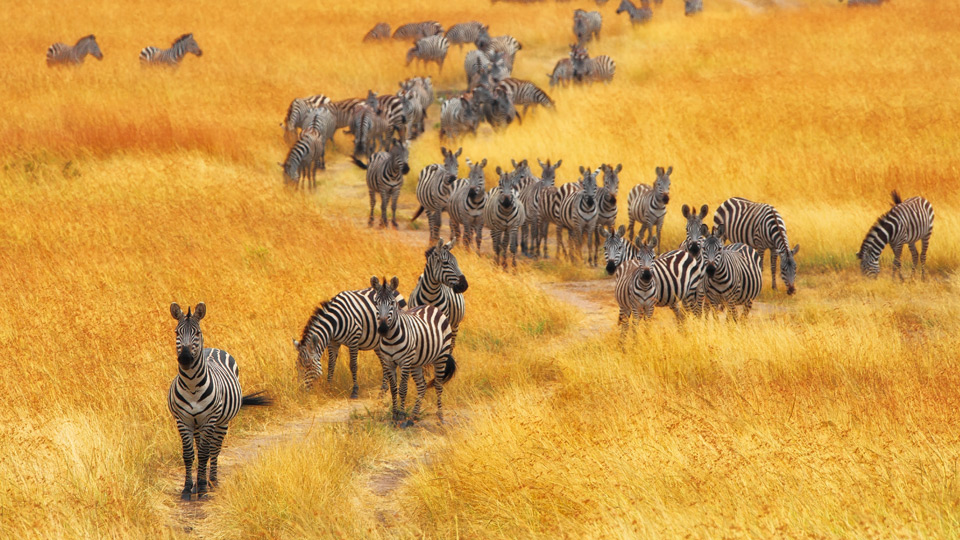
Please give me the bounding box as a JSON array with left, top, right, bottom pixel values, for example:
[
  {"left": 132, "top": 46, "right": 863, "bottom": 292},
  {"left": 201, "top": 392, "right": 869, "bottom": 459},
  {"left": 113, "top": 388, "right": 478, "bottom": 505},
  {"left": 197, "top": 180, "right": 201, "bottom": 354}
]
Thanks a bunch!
[
  {"left": 393, "top": 21, "right": 444, "bottom": 41},
  {"left": 857, "top": 191, "right": 934, "bottom": 280},
  {"left": 525, "top": 159, "right": 561, "bottom": 259},
  {"left": 574, "top": 9, "right": 603, "bottom": 45},
  {"left": 685, "top": 0, "right": 703, "bottom": 16},
  {"left": 549, "top": 57, "right": 574, "bottom": 87},
  {"left": 570, "top": 45, "right": 615, "bottom": 84},
  {"left": 445, "top": 22, "right": 488, "bottom": 49},
  {"left": 495, "top": 78, "right": 554, "bottom": 115},
  {"left": 354, "top": 139, "right": 411, "bottom": 229},
  {"left": 439, "top": 96, "right": 481, "bottom": 140},
  {"left": 46, "top": 35, "right": 103, "bottom": 67},
  {"left": 168, "top": 302, "right": 270, "bottom": 501},
  {"left": 371, "top": 276, "right": 456, "bottom": 424},
  {"left": 139, "top": 33, "right": 202, "bottom": 66},
  {"left": 410, "top": 239, "right": 469, "bottom": 348},
  {"left": 363, "top": 22, "right": 391, "bottom": 41},
  {"left": 281, "top": 95, "right": 332, "bottom": 146},
  {"left": 627, "top": 166, "right": 672, "bottom": 251},
  {"left": 593, "top": 163, "right": 621, "bottom": 267},
  {"left": 616, "top": 0, "right": 653, "bottom": 25},
  {"left": 556, "top": 167, "right": 600, "bottom": 265},
  {"left": 485, "top": 167, "right": 527, "bottom": 270},
  {"left": 448, "top": 158, "right": 488, "bottom": 252},
  {"left": 713, "top": 197, "right": 800, "bottom": 295},
  {"left": 280, "top": 135, "right": 317, "bottom": 188},
  {"left": 701, "top": 226, "right": 763, "bottom": 321},
  {"left": 293, "top": 286, "right": 407, "bottom": 398},
  {"left": 407, "top": 35, "right": 450, "bottom": 72},
  {"left": 412, "top": 147, "right": 463, "bottom": 243}
]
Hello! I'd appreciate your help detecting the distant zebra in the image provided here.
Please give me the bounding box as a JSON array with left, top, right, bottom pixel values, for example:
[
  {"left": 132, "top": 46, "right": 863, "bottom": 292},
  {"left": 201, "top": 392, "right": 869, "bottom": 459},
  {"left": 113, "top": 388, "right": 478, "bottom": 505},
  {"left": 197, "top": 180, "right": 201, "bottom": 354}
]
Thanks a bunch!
[
  {"left": 393, "top": 21, "right": 444, "bottom": 41},
  {"left": 354, "top": 140, "right": 411, "bottom": 228},
  {"left": 570, "top": 45, "right": 615, "bottom": 84},
  {"left": 701, "top": 227, "right": 763, "bottom": 320},
  {"left": 555, "top": 167, "right": 600, "bottom": 264},
  {"left": 293, "top": 286, "right": 407, "bottom": 397},
  {"left": 616, "top": 0, "right": 653, "bottom": 25},
  {"left": 685, "top": 0, "right": 703, "bottom": 16},
  {"left": 574, "top": 9, "right": 603, "bottom": 45},
  {"left": 627, "top": 166, "right": 672, "bottom": 250},
  {"left": 857, "top": 191, "right": 933, "bottom": 280},
  {"left": 363, "top": 22, "right": 391, "bottom": 42},
  {"left": 439, "top": 96, "right": 481, "bottom": 140},
  {"left": 484, "top": 167, "right": 527, "bottom": 269},
  {"left": 399, "top": 77, "right": 433, "bottom": 138},
  {"left": 542, "top": 177, "right": 585, "bottom": 261},
  {"left": 371, "top": 276, "right": 456, "bottom": 424},
  {"left": 376, "top": 93, "right": 409, "bottom": 141},
  {"left": 713, "top": 197, "right": 800, "bottom": 295},
  {"left": 847, "top": 0, "right": 887, "bottom": 6},
  {"left": 448, "top": 158, "right": 488, "bottom": 252},
  {"left": 412, "top": 147, "right": 463, "bottom": 243},
  {"left": 476, "top": 85, "right": 520, "bottom": 130},
  {"left": 530, "top": 159, "right": 562, "bottom": 258},
  {"left": 139, "top": 33, "right": 202, "bottom": 66},
  {"left": 407, "top": 35, "right": 450, "bottom": 71},
  {"left": 549, "top": 58, "right": 574, "bottom": 88},
  {"left": 593, "top": 164, "right": 621, "bottom": 266},
  {"left": 495, "top": 78, "right": 554, "bottom": 115},
  {"left": 446, "top": 22, "right": 488, "bottom": 48},
  {"left": 410, "top": 239, "right": 469, "bottom": 348},
  {"left": 280, "top": 135, "right": 317, "bottom": 188},
  {"left": 465, "top": 50, "right": 509, "bottom": 89},
  {"left": 46, "top": 35, "right": 103, "bottom": 67},
  {"left": 476, "top": 29, "right": 522, "bottom": 71},
  {"left": 282, "top": 95, "right": 332, "bottom": 146},
  {"left": 168, "top": 302, "right": 270, "bottom": 501}
]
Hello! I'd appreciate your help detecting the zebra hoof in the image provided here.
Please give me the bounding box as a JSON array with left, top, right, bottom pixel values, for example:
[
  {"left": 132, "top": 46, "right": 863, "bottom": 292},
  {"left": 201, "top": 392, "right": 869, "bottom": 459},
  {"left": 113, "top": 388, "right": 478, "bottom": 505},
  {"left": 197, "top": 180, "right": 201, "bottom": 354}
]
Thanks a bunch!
[
  {"left": 350, "top": 388, "right": 359, "bottom": 399},
  {"left": 399, "top": 419, "right": 415, "bottom": 429},
  {"left": 180, "top": 490, "right": 192, "bottom": 501}
]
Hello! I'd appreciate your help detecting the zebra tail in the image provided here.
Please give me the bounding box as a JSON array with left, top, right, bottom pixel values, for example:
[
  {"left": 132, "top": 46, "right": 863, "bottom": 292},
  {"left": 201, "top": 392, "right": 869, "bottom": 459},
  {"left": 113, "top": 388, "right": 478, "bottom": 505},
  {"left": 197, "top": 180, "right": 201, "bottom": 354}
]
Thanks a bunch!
[
  {"left": 891, "top": 190, "right": 901, "bottom": 205},
  {"left": 412, "top": 205, "right": 425, "bottom": 221},
  {"left": 430, "top": 354, "right": 457, "bottom": 385},
  {"left": 352, "top": 156, "right": 369, "bottom": 169},
  {"left": 241, "top": 391, "right": 273, "bottom": 407}
]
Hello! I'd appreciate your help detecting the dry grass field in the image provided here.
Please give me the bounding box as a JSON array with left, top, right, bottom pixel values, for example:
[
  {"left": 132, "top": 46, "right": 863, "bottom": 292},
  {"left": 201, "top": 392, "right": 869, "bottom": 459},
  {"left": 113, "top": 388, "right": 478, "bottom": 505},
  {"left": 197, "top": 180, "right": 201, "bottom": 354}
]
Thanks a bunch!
[{"left": 2, "top": 0, "right": 959, "bottom": 538}]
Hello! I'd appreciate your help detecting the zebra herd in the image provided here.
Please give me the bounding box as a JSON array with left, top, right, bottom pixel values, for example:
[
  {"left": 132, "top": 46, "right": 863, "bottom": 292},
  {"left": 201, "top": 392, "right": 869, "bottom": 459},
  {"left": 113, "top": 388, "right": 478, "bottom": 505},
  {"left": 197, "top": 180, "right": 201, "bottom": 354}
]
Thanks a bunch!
[{"left": 45, "top": 33, "right": 202, "bottom": 67}]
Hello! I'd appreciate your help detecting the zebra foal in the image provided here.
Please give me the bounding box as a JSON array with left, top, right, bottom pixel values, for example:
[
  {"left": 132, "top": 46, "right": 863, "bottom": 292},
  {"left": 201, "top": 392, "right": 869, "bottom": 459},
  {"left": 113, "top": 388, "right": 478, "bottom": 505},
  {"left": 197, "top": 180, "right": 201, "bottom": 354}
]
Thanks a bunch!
[{"left": 47, "top": 35, "right": 103, "bottom": 66}]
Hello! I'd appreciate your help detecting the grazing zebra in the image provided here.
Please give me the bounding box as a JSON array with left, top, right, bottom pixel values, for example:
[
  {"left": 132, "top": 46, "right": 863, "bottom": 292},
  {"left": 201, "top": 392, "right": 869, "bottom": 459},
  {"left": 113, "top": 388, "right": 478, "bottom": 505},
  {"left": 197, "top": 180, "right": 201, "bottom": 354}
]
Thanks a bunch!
[
  {"left": 280, "top": 135, "right": 316, "bottom": 188},
  {"left": 303, "top": 106, "right": 337, "bottom": 143},
  {"left": 282, "top": 95, "right": 332, "bottom": 146},
  {"left": 685, "top": 0, "right": 703, "bottom": 16},
  {"left": 593, "top": 164, "right": 621, "bottom": 267},
  {"left": 354, "top": 140, "right": 411, "bottom": 229},
  {"left": 549, "top": 58, "right": 574, "bottom": 88},
  {"left": 393, "top": 21, "right": 444, "bottom": 41},
  {"left": 448, "top": 158, "right": 488, "bottom": 252},
  {"left": 484, "top": 167, "right": 527, "bottom": 270},
  {"left": 139, "top": 33, "right": 202, "bottom": 66},
  {"left": 570, "top": 45, "right": 615, "bottom": 84},
  {"left": 371, "top": 276, "right": 456, "bottom": 424},
  {"left": 293, "top": 286, "right": 407, "bottom": 397},
  {"left": 713, "top": 197, "right": 800, "bottom": 295},
  {"left": 300, "top": 111, "right": 336, "bottom": 177},
  {"left": 495, "top": 78, "right": 554, "bottom": 115},
  {"left": 168, "top": 302, "right": 270, "bottom": 501},
  {"left": 555, "top": 167, "right": 600, "bottom": 264},
  {"left": 46, "top": 35, "right": 103, "bottom": 67},
  {"left": 446, "top": 22, "right": 488, "bottom": 48},
  {"left": 412, "top": 147, "right": 463, "bottom": 243},
  {"left": 363, "top": 22, "right": 391, "bottom": 41},
  {"left": 701, "top": 227, "right": 763, "bottom": 321},
  {"left": 410, "top": 239, "right": 469, "bottom": 348},
  {"left": 627, "top": 166, "right": 672, "bottom": 250},
  {"left": 574, "top": 9, "right": 603, "bottom": 45},
  {"left": 439, "top": 96, "right": 481, "bottom": 140},
  {"left": 407, "top": 35, "right": 450, "bottom": 71},
  {"left": 612, "top": 234, "right": 659, "bottom": 333},
  {"left": 616, "top": 0, "right": 653, "bottom": 25},
  {"left": 857, "top": 191, "right": 934, "bottom": 280}
]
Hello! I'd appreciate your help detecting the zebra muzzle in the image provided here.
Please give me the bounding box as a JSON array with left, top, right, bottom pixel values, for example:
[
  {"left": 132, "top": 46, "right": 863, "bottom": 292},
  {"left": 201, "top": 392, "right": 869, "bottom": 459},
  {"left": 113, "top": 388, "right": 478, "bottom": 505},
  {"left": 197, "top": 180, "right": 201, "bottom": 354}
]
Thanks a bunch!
[
  {"left": 640, "top": 269, "right": 652, "bottom": 281},
  {"left": 661, "top": 193, "right": 670, "bottom": 204},
  {"left": 377, "top": 322, "right": 389, "bottom": 335},
  {"left": 605, "top": 260, "right": 617, "bottom": 275},
  {"left": 706, "top": 264, "right": 716, "bottom": 277},
  {"left": 787, "top": 285, "right": 796, "bottom": 295},
  {"left": 453, "top": 275, "right": 468, "bottom": 293}
]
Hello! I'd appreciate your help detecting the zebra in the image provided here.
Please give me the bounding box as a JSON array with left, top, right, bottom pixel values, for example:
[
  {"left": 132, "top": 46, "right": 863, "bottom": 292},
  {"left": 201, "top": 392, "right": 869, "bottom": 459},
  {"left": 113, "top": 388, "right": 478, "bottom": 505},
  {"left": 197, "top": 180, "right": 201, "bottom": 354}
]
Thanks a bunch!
[
  {"left": 536, "top": 160, "right": 567, "bottom": 259},
  {"left": 139, "top": 33, "right": 202, "bottom": 66},
  {"left": 46, "top": 35, "right": 103, "bottom": 67},
  {"left": 282, "top": 95, "right": 332, "bottom": 146},
  {"left": 363, "top": 22, "right": 391, "bottom": 41},
  {"left": 574, "top": 9, "right": 603, "bottom": 45},
  {"left": 410, "top": 239, "right": 469, "bottom": 348},
  {"left": 484, "top": 167, "right": 527, "bottom": 269},
  {"left": 299, "top": 111, "right": 336, "bottom": 177},
  {"left": 393, "top": 21, "right": 444, "bottom": 41},
  {"left": 549, "top": 58, "right": 574, "bottom": 88},
  {"left": 513, "top": 159, "right": 542, "bottom": 258},
  {"left": 495, "top": 78, "right": 554, "bottom": 115},
  {"left": 168, "top": 302, "right": 270, "bottom": 501},
  {"left": 465, "top": 50, "right": 509, "bottom": 89},
  {"left": 612, "top": 234, "right": 659, "bottom": 334},
  {"left": 679, "top": 204, "right": 709, "bottom": 253},
  {"left": 371, "top": 276, "right": 456, "bottom": 424},
  {"left": 407, "top": 35, "right": 450, "bottom": 72},
  {"left": 700, "top": 226, "right": 764, "bottom": 321},
  {"left": 446, "top": 22, "right": 488, "bottom": 49},
  {"left": 439, "top": 96, "right": 481, "bottom": 140},
  {"left": 350, "top": 93, "right": 391, "bottom": 160},
  {"left": 713, "top": 197, "right": 800, "bottom": 295},
  {"left": 593, "top": 164, "right": 621, "bottom": 267},
  {"left": 303, "top": 106, "right": 337, "bottom": 144},
  {"left": 412, "top": 147, "right": 463, "bottom": 243},
  {"left": 354, "top": 140, "right": 410, "bottom": 229},
  {"left": 555, "top": 167, "right": 600, "bottom": 265},
  {"left": 542, "top": 176, "right": 588, "bottom": 261},
  {"left": 627, "top": 166, "right": 672, "bottom": 250},
  {"left": 399, "top": 77, "right": 432, "bottom": 138},
  {"left": 375, "top": 93, "right": 409, "bottom": 142},
  {"left": 529, "top": 159, "right": 562, "bottom": 258},
  {"left": 293, "top": 286, "right": 407, "bottom": 398},
  {"left": 476, "top": 84, "right": 520, "bottom": 131},
  {"left": 476, "top": 29, "right": 522, "bottom": 71},
  {"left": 616, "top": 0, "right": 653, "bottom": 25},
  {"left": 326, "top": 97, "right": 367, "bottom": 132},
  {"left": 570, "top": 45, "right": 615, "bottom": 84},
  {"left": 685, "top": 0, "right": 703, "bottom": 16},
  {"left": 279, "top": 135, "right": 316, "bottom": 188},
  {"left": 448, "top": 158, "right": 488, "bottom": 252},
  {"left": 857, "top": 191, "right": 934, "bottom": 280}
]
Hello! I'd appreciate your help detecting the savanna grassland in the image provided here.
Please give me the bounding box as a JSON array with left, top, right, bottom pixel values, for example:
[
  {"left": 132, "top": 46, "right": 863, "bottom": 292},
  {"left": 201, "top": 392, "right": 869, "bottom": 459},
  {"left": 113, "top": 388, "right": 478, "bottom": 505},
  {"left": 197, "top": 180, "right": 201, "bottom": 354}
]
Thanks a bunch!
[{"left": 2, "top": 0, "right": 960, "bottom": 538}]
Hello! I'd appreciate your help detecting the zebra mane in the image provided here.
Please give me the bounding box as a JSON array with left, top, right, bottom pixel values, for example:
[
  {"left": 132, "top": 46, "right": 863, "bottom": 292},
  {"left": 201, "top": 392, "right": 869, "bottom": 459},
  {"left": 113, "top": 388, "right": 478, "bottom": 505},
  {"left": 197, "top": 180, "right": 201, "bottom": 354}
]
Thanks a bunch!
[
  {"left": 425, "top": 246, "right": 436, "bottom": 257},
  {"left": 300, "top": 302, "right": 330, "bottom": 341},
  {"left": 890, "top": 190, "right": 902, "bottom": 206},
  {"left": 173, "top": 33, "right": 194, "bottom": 46},
  {"left": 77, "top": 35, "right": 96, "bottom": 44}
]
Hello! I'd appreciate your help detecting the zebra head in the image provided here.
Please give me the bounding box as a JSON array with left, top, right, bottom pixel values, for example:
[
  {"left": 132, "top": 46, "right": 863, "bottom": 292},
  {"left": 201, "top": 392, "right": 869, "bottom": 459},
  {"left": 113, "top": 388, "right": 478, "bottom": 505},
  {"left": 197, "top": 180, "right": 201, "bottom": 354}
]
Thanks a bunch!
[
  {"left": 681, "top": 204, "right": 709, "bottom": 256},
  {"left": 175, "top": 33, "right": 202, "bottom": 57},
  {"left": 441, "top": 147, "right": 462, "bottom": 181},
  {"left": 616, "top": 0, "right": 633, "bottom": 14},
  {"left": 474, "top": 26, "right": 491, "bottom": 49},
  {"left": 573, "top": 15, "right": 589, "bottom": 45},
  {"left": 292, "top": 333, "right": 322, "bottom": 391},
  {"left": 495, "top": 166, "right": 518, "bottom": 208},
  {"left": 579, "top": 166, "right": 598, "bottom": 208},
  {"left": 511, "top": 159, "right": 534, "bottom": 186},
  {"left": 603, "top": 225, "right": 630, "bottom": 274},
  {"left": 636, "top": 236, "right": 658, "bottom": 283},
  {"left": 601, "top": 163, "right": 622, "bottom": 200},
  {"left": 780, "top": 244, "right": 800, "bottom": 295},
  {"left": 79, "top": 35, "right": 103, "bottom": 60},
  {"left": 538, "top": 159, "right": 562, "bottom": 187},
  {"left": 170, "top": 302, "right": 206, "bottom": 371},
  {"left": 371, "top": 276, "right": 401, "bottom": 335},
  {"left": 465, "top": 158, "right": 487, "bottom": 199},
  {"left": 702, "top": 225, "right": 726, "bottom": 278},
  {"left": 389, "top": 140, "right": 411, "bottom": 175},
  {"left": 653, "top": 166, "right": 672, "bottom": 205},
  {"left": 426, "top": 238, "right": 469, "bottom": 293}
]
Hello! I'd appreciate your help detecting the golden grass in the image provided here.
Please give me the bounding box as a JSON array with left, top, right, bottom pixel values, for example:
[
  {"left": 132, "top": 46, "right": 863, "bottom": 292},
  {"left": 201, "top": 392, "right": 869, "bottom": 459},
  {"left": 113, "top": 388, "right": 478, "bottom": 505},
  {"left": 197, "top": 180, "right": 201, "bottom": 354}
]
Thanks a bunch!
[{"left": 2, "top": 0, "right": 960, "bottom": 537}]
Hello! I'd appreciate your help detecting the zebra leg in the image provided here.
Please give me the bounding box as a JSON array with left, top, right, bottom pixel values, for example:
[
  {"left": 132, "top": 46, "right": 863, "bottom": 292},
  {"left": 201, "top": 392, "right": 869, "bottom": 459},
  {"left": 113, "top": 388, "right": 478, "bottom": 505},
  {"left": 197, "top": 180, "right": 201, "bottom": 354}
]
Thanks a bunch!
[
  {"left": 920, "top": 236, "right": 930, "bottom": 281},
  {"left": 767, "top": 250, "right": 777, "bottom": 291},
  {"left": 207, "top": 425, "right": 228, "bottom": 489},
  {"left": 349, "top": 345, "right": 360, "bottom": 399},
  {"left": 327, "top": 345, "right": 339, "bottom": 383},
  {"left": 892, "top": 242, "right": 904, "bottom": 281},
  {"left": 380, "top": 190, "right": 390, "bottom": 228},
  {"left": 540, "top": 220, "right": 550, "bottom": 259},
  {"left": 398, "top": 364, "right": 412, "bottom": 417},
  {"left": 368, "top": 190, "right": 376, "bottom": 227},
  {"left": 670, "top": 302, "right": 686, "bottom": 323},
  {"left": 509, "top": 226, "right": 519, "bottom": 269},
  {"left": 742, "top": 300, "right": 753, "bottom": 320},
  {"left": 492, "top": 230, "right": 503, "bottom": 267},
  {"left": 908, "top": 242, "right": 920, "bottom": 279},
  {"left": 411, "top": 367, "right": 428, "bottom": 419},
  {"left": 520, "top": 221, "right": 529, "bottom": 257},
  {"left": 556, "top": 225, "right": 565, "bottom": 260},
  {"left": 176, "top": 420, "right": 195, "bottom": 501},
  {"left": 384, "top": 360, "right": 400, "bottom": 419},
  {"left": 195, "top": 427, "right": 214, "bottom": 498},
  {"left": 430, "top": 210, "right": 441, "bottom": 242},
  {"left": 390, "top": 190, "right": 400, "bottom": 229},
  {"left": 434, "top": 368, "right": 446, "bottom": 424},
  {"left": 475, "top": 223, "right": 483, "bottom": 253},
  {"left": 450, "top": 219, "right": 462, "bottom": 248}
]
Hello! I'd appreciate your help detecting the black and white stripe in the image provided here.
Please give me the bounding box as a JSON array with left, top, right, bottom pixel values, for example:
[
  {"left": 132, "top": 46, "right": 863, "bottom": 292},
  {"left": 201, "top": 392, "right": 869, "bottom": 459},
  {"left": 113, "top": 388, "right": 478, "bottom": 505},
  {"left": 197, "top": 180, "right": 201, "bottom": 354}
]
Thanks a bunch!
[
  {"left": 573, "top": 9, "right": 603, "bottom": 45},
  {"left": 46, "top": 35, "right": 103, "bottom": 67},
  {"left": 351, "top": 93, "right": 391, "bottom": 160},
  {"left": 139, "top": 33, "right": 202, "bottom": 66},
  {"left": 627, "top": 166, "right": 672, "bottom": 250},
  {"left": 412, "top": 147, "right": 462, "bottom": 243},
  {"left": 701, "top": 227, "right": 763, "bottom": 320},
  {"left": 616, "top": 0, "right": 653, "bottom": 25},
  {"left": 857, "top": 191, "right": 934, "bottom": 280},
  {"left": 448, "top": 158, "right": 488, "bottom": 252},
  {"left": 495, "top": 78, "right": 554, "bottom": 115},
  {"left": 445, "top": 22, "right": 488, "bottom": 49},
  {"left": 168, "top": 302, "right": 269, "bottom": 501},
  {"left": 512, "top": 159, "right": 539, "bottom": 258},
  {"left": 549, "top": 58, "right": 574, "bottom": 88},
  {"left": 476, "top": 29, "right": 522, "bottom": 71},
  {"left": 280, "top": 135, "right": 317, "bottom": 188},
  {"left": 475, "top": 84, "right": 520, "bottom": 130},
  {"left": 592, "top": 164, "right": 621, "bottom": 267},
  {"left": 282, "top": 95, "right": 332, "bottom": 146},
  {"left": 393, "top": 21, "right": 444, "bottom": 41},
  {"left": 525, "top": 159, "right": 562, "bottom": 259},
  {"left": 484, "top": 167, "right": 527, "bottom": 269},
  {"left": 406, "top": 35, "right": 450, "bottom": 71},
  {"left": 611, "top": 233, "right": 658, "bottom": 333},
  {"left": 354, "top": 140, "right": 411, "bottom": 228},
  {"left": 555, "top": 167, "right": 600, "bottom": 264},
  {"left": 439, "top": 95, "right": 480, "bottom": 140},
  {"left": 410, "top": 239, "right": 469, "bottom": 348},
  {"left": 570, "top": 45, "right": 615, "bottom": 84}
]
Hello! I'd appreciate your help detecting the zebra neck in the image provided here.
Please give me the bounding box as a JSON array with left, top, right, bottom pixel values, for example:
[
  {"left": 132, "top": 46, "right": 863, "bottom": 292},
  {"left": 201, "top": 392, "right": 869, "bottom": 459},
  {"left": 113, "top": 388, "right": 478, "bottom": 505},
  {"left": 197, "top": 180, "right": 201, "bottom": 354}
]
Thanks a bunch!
[
  {"left": 171, "top": 44, "right": 186, "bottom": 61},
  {"left": 177, "top": 354, "right": 208, "bottom": 394},
  {"left": 307, "top": 316, "right": 333, "bottom": 353},
  {"left": 859, "top": 222, "right": 889, "bottom": 264},
  {"left": 417, "top": 272, "right": 446, "bottom": 302}
]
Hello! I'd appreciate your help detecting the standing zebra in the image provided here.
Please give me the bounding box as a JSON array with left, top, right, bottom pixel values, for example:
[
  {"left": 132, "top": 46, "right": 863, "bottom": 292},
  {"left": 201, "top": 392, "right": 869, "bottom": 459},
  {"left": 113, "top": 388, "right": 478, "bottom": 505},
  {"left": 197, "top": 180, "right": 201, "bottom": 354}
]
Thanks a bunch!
[
  {"left": 701, "top": 227, "right": 763, "bottom": 321},
  {"left": 685, "top": 0, "right": 703, "bottom": 16},
  {"left": 46, "top": 35, "right": 103, "bottom": 67},
  {"left": 713, "top": 197, "right": 800, "bottom": 295},
  {"left": 448, "top": 158, "right": 488, "bottom": 252},
  {"left": 375, "top": 93, "right": 410, "bottom": 142},
  {"left": 616, "top": 0, "right": 653, "bottom": 25},
  {"left": 531, "top": 159, "right": 562, "bottom": 258},
  {"left": 556, "top": 167, "right": 600, "bottom": 265},
  {"left": 363, "top": 22, "right": 391, "bottom": 41},
  {"left": 627, "top": 166, "right": 672, "bottom": 250},
  {"left": 484, "top": 167, "right": 527, "bottom": 270},
  {"left": 514, "top": 159, "right": 542, "bottom": 258},
  {"left": 593, "top": 164, "right": 621, "bottom": 267},
  {"left": 410, "top": 239, "right": 469, "bottom": 348},
  {"left": 412, "top": 147, "right": 463, "bottom": 243},
  {"left": 280, "top": 135, "right": 316, "bottom": 188},
  {"left": 446, "top": 22, "right": 488, "bottom": 49},
  {"left": 139, "top": 33, "right": 202, "bottom": 66},
  {"left": 570, "top": 45, "right": 615, "bottom": 84},
  {"left": 549, "top": 57, "right": 574, "bottom": 87},
  {"left": 476, "top": 29, "right": 522, "bottom": 71},
  {"left": 351, "top": 93, "right": 392, "bottom": 161},
  {"left": 611, "top": 234, "right": 659, "bottom": 333},
  {"left": 355, "top": 140, "right": 411, "bottom": 229},
  {"left": 857, "top": 191, "right": 934, "bottom": 280},
  {"left": 407, "top": 35, "right": 450, "bottom": 72},
  {"left": 477, "top": 85, "right": 521, "bottom": 131},
  {"left": 495, "top": 78, "right": 554, "bottom": 115},
  {"left": 371, "top": 276, "right": 456, "bottom": 424},
  {"left": 574, "top": 9, "right": 603, "bottom": 45},
  {"left": 439, "top": 96, "right": 481, "bottom": 140},
  {"left": 168, "top": 302, "right": 270, "bottom": 501},
  {"left": 326, "top": 97, "right": 367, "bottom": 132},
  {"left": 393, "top": 21, "right": 444, "bottom": 41},
  {"left": 282, "top": 95, "right": 332, "bottom": 146},
  {"left": 293, "top": 286, "right": 407, "bottom": 398},
  {"left": 542, "top": 173, "right": 586, "bottom": 261}
]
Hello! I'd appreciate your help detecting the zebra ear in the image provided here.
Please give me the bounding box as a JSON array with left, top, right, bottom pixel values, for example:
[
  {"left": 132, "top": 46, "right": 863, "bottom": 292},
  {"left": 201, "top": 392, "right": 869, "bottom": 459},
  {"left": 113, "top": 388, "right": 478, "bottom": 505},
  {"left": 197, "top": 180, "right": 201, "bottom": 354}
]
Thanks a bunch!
[
  {"left": 714, "top": 224, "right": 725, "bottom": 238},
  {"left": 617, "top": 225, "right": 626, "bottom": 238},
  {"left": 602, "top": 228, "right": 611, "bottom": 239},
  {"left": 579, "top": 165, "right": 586, "bottom": 175},
  {"left": 446, "top": 238, "right": 457, "bottom": 251},
  {"left": 479, "top": 158, "right": 487, "bottom": 168},
  {"left": 455, "top": 147, "right": 462, "bottom": 158},
  {"left": 682, "top": 204, "right": 691, "bottom": 219},
  {"left": 511, "top": 159, "right": 518, "bottom": 167},
  {"left": 370, "top": 276, "right": 380, "bottom": 290},
  {"left": 666, "top": 166, "right": 673, "bottom": 175},
  {"left": 495, "top": 165, "right": 503, "bottom": 175},
  {"left": 856, "top": 251, "right": 862, "bottom": 260},
  {"left": 648, "top": 236, "right": 659, "bottom": 250},
  {"left": 435, "top": 238, "right": 445, "bottom": 251},
  {"left": 555, "top": 159, "right": 562, "bottom": 168},
  {"left": 700, "top": 224, "right": 709, "bottom": 236},
  {"left": 170, "top": 302, "right": 184, "bottom": 321},
  {"left": 390, "top": 276, "right": 400, "bottom": 291},
  {"left": 792, "top": 244, "right": 800, "bottom": 256},
  {"left": 194, "top": 303, "right": 206, "bottom": 321},
  {"left": 700, "top": 204, "right": 708, "bottom": 219},
  {"left": 615, "top": 164, "right": 622, "bottom": 173},
  {"left": 655, "top": 167, "right": 664, "bottom": 176}
]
